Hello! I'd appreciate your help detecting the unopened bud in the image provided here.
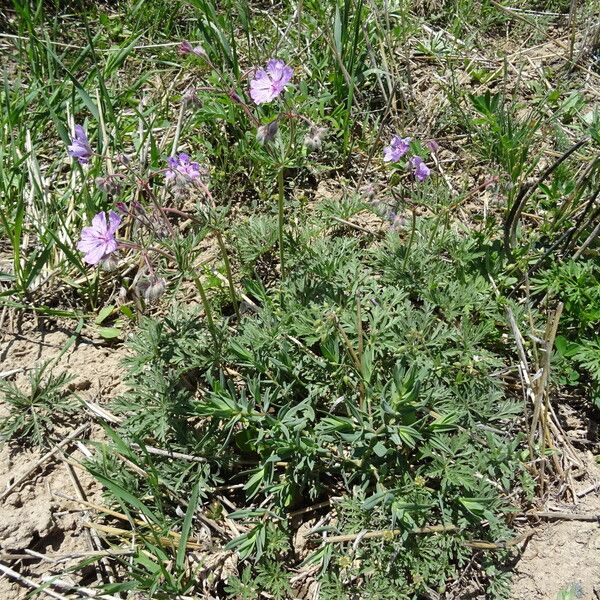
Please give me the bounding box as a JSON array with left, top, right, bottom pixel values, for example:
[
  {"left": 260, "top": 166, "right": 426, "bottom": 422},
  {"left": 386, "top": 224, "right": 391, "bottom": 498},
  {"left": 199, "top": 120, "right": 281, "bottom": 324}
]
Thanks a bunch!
[
  {"left": 304, "top": 126, "right": 327, "bottom": 151},
  {"left": 179, "top": 41, "right": 193, "bottom": 55},
  {"left": 183, "top": 86, "right": 199, "bottom": 106},
  {"left": 144, "top": 278, "right": 167, "bottom": 302},
  {"left": 256, "top": 120, "right": 278, "bottom": 145},
  {"left": 228, "top": 89, "right": 243, "bottom": 104},
  {"left": 95, "top": 174, "right": 122, "bottom": 195},
  {"left": 192, "top": 45, "right": 207, "bottom": 58},
  {"left": 425, "top": 139, "right": 440, "bottom": 154}
]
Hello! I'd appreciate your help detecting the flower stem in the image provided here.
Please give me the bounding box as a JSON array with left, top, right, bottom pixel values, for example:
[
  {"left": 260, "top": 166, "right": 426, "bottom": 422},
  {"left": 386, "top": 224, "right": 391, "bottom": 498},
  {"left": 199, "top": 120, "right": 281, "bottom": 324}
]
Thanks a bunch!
[
  {"left": 402, "top": 205, "right": 417, "bottom": 271},
  {"left": 190, "top": 271, "right": 218, "bottom": 343},
  {"left": 214, "top": 229, "right": 240, "bottom": 319},
  {"left": 277, "top": 167, "right": 285, "bottom": 279}
]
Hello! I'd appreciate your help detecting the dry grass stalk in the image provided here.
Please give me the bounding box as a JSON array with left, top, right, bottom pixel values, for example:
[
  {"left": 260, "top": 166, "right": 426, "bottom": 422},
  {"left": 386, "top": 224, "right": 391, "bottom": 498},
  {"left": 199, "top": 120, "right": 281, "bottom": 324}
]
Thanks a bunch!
[
  {"left": 507, "top": 302, "right": 583, "bottom": 497},
  {"left": 0, "top": 423, "right": 89, "bottom": 502}
]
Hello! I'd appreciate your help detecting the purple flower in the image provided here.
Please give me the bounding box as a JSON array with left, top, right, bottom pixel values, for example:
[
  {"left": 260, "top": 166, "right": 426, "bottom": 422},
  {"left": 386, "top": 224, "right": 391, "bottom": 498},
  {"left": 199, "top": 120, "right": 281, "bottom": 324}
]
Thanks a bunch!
[
  {"left": 383, "top": 135, "right": 411, "bottom": 163},
  {"left": 77, "top": 211, "right": 121, "bottom": 265},
  {"left": 249, "top": 59, "right": 293, "bottom": 105},
  {"left": 410, "top": 156, "right": 431, "bottom": 182},
  {"left": 68, "top": 125, "right": 93, "bottom": 165},
  {"left": 165, "top": 153, "right": 201, "bottom": 182}
]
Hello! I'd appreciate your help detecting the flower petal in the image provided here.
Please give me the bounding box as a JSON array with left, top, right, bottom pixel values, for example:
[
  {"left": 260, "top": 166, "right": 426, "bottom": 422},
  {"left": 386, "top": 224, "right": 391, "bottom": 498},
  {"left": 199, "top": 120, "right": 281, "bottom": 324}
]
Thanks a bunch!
[
  {"left": 74, "top": 125, "right": 87, "bottom": 142},
  {"left": 77, "top": 238, "right": 102, "bottom": 253},
  {"left": 107, "top": 211, "right": 122, "bottom": 236},
  {"left": 91, "top": 212, "right": 107, "bottom": 232},
  {"left": 83, "top": 243, "right": 107, "bottom": 265}
]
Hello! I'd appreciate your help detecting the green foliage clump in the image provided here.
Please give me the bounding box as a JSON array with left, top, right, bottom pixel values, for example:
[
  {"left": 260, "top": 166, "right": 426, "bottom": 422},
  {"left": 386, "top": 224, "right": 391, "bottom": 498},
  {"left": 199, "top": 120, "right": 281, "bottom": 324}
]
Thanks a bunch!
[
  {"left": 88, "top": 208, "right": 529, "bottom": 598},
  {"left": 535, "top": 260, "right": 600, "bottom": 407},
  {"left": 0, "top": 365, "right": 78, "bottom": 448}
]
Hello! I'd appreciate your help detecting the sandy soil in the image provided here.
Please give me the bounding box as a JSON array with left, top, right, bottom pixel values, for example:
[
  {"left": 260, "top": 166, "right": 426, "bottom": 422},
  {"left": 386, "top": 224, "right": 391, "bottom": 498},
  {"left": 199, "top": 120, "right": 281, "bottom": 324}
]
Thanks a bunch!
[
  {"left": 511, "top": 458, "right": 600, "bottom": 600},
  {"left": 0, "top": 320, "right": 128, "bottom": 598}
]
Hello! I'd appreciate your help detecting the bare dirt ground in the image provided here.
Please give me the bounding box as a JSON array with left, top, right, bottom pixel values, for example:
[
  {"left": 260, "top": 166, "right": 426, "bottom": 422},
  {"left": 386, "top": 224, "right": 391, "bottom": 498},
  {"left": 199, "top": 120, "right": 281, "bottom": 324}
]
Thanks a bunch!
[
  {"left": 511, "top": 456, "right": 600, "bottom": 600},
  {"left": 0, "top": 320, "right": 128, "bottom": 598}
]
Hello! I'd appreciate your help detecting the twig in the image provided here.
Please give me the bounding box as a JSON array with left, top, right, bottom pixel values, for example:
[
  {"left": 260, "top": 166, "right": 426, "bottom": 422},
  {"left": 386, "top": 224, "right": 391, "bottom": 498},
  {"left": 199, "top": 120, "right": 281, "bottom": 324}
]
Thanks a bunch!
[
  {"left": 84, "top": 521, "right": 204, "bottom": 550},
  {"left": 0, "top": 561, "right": 67, "bottom": 600},
  {"left": 505, "top": 307, "right": 537, "bottom": 460},
  {"left": 576, "top": 481, "right": 600, "bottom": 498},
  {"left": 528, "top": 511, "right": 600, "bottom": 522},
  {"left": 535, "top": 303, "right": 564, "bottom": 482},
  {"left": 211, "top": 270, "right": 260, "bottom": 311},
  {"left": 40, "top": 576, "right": 122, "bottom": 599},
  {"left": 321, "top": 523, "right": 458, "bottom": 543},
  {"left": 0, "top": 33, "right": 206, "bottom": 51},
  {"left": 573, "top": 219, "right": 600, "bottom": 259},
  {"left": 0, "top": 367, "right": 25, "bottom": 379},
  {"left": 0, "top": 423, "right": 89, "bottom": 501},
  {"left": 0, "top": 549, "right": 133, "bottom": 564},
  {"left": 330, "top": 215, "right": 376, "bottom": 235},
  {"left": 464, "top": 529, "right": 535, "bottom": 549},
  {"left": 288, "top": 500, "right": 331, "bottom": 518},
  {"left": 59, "top": 451, "right": 117, "bottom": 588},
  {"left": 319, "top": 524, "right": 535, "bottom": 550},
  {"left": 568, "top": 0, "right": 578, "bottom": 63},
  {"left": 131, "top": 443, "right": 207, "bottom": 463}
]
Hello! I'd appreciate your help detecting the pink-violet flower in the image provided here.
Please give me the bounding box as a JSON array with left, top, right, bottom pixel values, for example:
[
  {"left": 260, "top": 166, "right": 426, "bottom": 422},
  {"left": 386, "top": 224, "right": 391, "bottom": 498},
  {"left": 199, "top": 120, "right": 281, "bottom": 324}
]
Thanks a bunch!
[
  {"left": 410, "top": 156, "right": 431, "bottom": 182},
  {"left": 249, "top": 59, "right": 293, "bottom": 105},
  {"left": 165, "top": 153, "right": 202, "bottom": 182},
  {"left": 68, "top": 125, "right": 93, "bottom": 165},
  {"left": 383, "top": 135, "right": 411, "bottom": 163},
  {"left": 77, "top": 211, "right": 121, "bottom": 265}
]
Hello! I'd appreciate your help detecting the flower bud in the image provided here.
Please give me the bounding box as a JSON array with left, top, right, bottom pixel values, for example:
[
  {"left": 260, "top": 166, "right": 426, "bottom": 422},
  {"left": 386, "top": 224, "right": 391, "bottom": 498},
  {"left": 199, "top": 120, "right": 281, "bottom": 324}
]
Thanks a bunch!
[
  {"left": 256, "top": 120, "right": 279, "bottom": 145},
  {"left": 144, "top": 278, "right": 167, "bottom": 302},
  {"left": 304, "top": 126, "right": 327, "bottom": 151},
  {"left": 179, "top": 41, "right": 193, "bottom": 55},
  {"left": 183, "top": 86, "right": 200, "bottom": 106},
  {"left": 95, "top": 174, "right": 122, "bottom": 195},
  {"left": 192, "top": 45, "right": 207, "bottom": 59},
  {"left": 228, "top": 89, "right": 243, "bottom": 104},
  {"left": 426, "top": 139, "right": 440, "bottom": 154}
]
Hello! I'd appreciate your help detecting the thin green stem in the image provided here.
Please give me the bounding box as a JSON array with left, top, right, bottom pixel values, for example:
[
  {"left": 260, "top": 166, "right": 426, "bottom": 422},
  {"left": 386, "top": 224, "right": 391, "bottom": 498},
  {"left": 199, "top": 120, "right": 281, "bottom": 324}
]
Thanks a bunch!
[
  {"left": 277, "top": 167, "right": 285, "bottom": 279},
  {"left": 190, "top": 271, "right": 218, "bottom": 343},
  {"left": 214, "top": 229, "right": 239, "bottom": 319},
  {"left": 402, "top": 206, "right": 417, "bottom": 271}
]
